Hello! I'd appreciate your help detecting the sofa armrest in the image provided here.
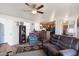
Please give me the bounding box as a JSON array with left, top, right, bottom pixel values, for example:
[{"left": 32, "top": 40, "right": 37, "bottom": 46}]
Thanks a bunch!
[{"left": 59, "top": 49, "right": 77, "bottom": 56}]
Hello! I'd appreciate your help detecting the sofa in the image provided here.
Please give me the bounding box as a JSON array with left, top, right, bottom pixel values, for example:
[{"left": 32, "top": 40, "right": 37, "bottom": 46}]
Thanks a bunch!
[{"left": 43, "top": 35, "right": 79, "bottom": 56}]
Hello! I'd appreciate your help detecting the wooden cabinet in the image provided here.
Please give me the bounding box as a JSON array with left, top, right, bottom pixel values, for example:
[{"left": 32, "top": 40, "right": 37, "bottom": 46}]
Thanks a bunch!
[
  {"left": 19, "top": 25, "right": 26, "bottom": 44},
  {"left": 38, "top": 31, "right": 50, "bottom": 41}
]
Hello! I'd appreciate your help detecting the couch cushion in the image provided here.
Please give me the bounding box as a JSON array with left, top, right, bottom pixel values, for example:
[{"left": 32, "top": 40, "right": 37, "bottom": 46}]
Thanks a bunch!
[
  {"left": 49, "top": 36, "right": 59, "bottom": 45},
  {"left": 49, "top": 35, "right": 61, "bottom": 43},
  {"left": 55, "top": 42, "right": 67, "bottom": 49},
  {"left": 59, "top": 36, "right": 74, "bottom": 48},
  {"left": 71, "top": 39, "right": 79, "bottom": 50},
  {"left": 59, "top": 49, "right": 77, "bottom": 56},
  {"left": 51, "top": 41, "right": 57, "bottom": 45}
]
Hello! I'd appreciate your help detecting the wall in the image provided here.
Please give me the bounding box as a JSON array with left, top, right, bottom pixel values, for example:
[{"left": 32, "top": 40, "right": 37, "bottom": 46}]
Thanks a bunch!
[
  {"left": 55, "top": 17, "right": 77, "bottom": 37},
  {"left": 1, "top": 14, "right": 78, "bottom": 45},
  {"left": 55, "top": 19, "right": 63, "bottom": 35},
  {"left": 24, "top": 22, "right": 30, "bottom": 38},
  {"left": 68, "top": 19, "right": 77, "bottom": 37},
  {"left": 0, "top": 18, "right": 19, "bottom": 45},
  {"left": 77, "top": 27, "right": 79, "bottom": 38},
  {"left": 30, "top": 23, "right": 35, "bottom": 32},
  {"left": 0, "top": 14, "right": 33, "bottom": 45},
  {"left": 34, "top": 22, "right": 41, "bottom": 31}
]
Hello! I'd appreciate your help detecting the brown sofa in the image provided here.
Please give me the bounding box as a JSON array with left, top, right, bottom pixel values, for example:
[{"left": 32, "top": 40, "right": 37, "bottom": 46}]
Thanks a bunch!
[{"left": 43, "top": 35, "right": 79, "bottom": 56}]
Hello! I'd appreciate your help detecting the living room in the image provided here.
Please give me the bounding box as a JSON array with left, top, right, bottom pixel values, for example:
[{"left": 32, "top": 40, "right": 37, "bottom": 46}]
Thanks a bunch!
[{"left": 0, "top": 3, "right": 79, "bottom": 56}]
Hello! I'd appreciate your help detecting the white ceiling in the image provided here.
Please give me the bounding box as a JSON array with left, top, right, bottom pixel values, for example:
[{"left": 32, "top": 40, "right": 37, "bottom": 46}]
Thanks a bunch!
[{"left": 0, "top": 3, "right": 79, "bottom": 22}]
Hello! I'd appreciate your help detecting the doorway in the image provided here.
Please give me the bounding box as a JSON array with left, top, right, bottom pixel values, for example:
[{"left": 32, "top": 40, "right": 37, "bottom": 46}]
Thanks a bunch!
[{"left": 0, "top": 23, "right": 4, "bottom": 43}]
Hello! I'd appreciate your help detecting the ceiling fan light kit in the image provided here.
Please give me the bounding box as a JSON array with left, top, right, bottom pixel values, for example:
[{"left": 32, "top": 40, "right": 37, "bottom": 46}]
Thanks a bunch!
[
  {"left": 32, "top": 9, "right": 37, "bottom": 14},
  {"left": 32, "top": 10, "right": 37, "bottom": 14},
  {"left": 25, "top": 3, "right": 44, "bottom": 14}
]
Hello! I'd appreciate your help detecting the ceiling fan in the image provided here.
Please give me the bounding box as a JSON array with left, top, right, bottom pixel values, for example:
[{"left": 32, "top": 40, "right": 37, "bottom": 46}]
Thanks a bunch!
[{"left": 24, "top": 3, "right": 44, "bottom": 14}]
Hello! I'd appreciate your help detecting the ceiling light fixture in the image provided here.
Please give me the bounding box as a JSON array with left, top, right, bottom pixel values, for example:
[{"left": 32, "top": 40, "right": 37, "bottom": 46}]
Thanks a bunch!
[{"left": 32, "top": 9, "right": 37, "bottom": 14}]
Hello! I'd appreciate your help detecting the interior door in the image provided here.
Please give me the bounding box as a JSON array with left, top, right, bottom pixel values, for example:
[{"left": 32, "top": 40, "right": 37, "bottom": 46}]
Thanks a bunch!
[{"left": 0, "top": 23, "right": 4, "bottom": 43}]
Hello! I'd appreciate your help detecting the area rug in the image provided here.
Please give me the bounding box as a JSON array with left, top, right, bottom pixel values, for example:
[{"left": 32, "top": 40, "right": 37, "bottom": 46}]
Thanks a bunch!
[{"left": 16, "top": 45, "right": 43, "bottom": 53}]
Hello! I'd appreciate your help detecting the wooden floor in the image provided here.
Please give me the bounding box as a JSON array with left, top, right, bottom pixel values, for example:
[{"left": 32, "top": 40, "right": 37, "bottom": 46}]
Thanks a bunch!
[{"left": 14, "top": 50, "right": 46, "bottom": 56}]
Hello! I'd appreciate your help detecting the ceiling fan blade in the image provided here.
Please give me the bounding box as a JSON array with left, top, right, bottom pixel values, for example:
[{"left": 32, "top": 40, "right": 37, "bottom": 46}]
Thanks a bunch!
[
  {"left": 25, "top": 3, "right": 30, "bottom": 6},
  {"left": 37, "top": 11, "right": 44, "bottom": 14},
  {"left": 23, "top": 10, "right": 31, "bottom": 12},
  {"left": 37, "top": 5, "right": 44, "bottom": 10}
]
